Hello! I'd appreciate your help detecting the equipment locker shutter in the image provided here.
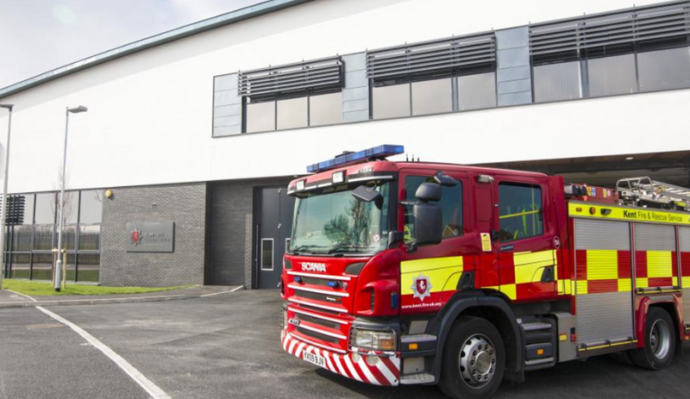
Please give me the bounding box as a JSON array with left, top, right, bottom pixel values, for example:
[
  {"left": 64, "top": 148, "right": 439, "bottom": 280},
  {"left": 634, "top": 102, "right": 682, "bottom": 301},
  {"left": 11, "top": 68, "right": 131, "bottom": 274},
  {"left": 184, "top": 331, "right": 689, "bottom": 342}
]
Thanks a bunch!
[
  {"left": 634, "top": 223, "right": 678, "bottom": 290},
  {"left": 679, "top": 227, "right": 690, "bottom": 325},
  {"left": 574, "top": 219, "right": 634, "bottom": 347}
]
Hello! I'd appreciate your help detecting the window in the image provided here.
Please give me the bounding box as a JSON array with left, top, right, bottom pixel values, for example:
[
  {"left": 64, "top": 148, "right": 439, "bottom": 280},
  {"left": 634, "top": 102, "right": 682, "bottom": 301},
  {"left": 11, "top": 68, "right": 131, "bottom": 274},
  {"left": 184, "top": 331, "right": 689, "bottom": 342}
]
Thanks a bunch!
[
  {"left": 63, "top": 191, "right": 79, "bottom": 225},
  {"left": 498, "top": 183, "right": 543, "bottom": 242},
  {"left": 33, "top": 225, "right": 54, "bottom": 251},
  {"left": 534, "top": 62, "right": 581, "bottom": 103},
  {"left": 77, "top": 254, "right": 99, "bottom": 282},
  {"left": 79, "top": 190, "right": 103, "bottom": 224},
  {"left": 457, "top": 72, "right": 497, "bottom": 111},
  {"left": 587, "top": 54, "right": 637, "bottom": 97},
  {"left": 10, "top": 254, "right": 30, "bottom": 279},
  {"left": 34, "top": 193, "right": 55, "bottom": 224},
  {"left": 638, "top": 47, "right": 690, "bottom": 92},
  {"left": 310, "top": 92, "right": 342, "bottom": 126},
  {"left": 412, "top": 78, "right": 453, "bottom": 116},
  {"left": 31, "top": 253, "right": 53, "bottom": 280},
  {"left": 16, "top": 194, "right": 34, "bottom": 225},
  {"left": 261, "top": 239, "right": 274, "bottom": 270},
  {"left": 245, "top": 100, "right": 276, "bottom": 133},
  {"left": 277, "top": 97, "right": 308, "bottom": 130},
  {"left": 404, "top": 176, "right": 463, "bottom": 243},
  {"left": 373, "top": 83, "right": 411, "bottom": 119},
  {"left": 79, "top": 225, "right": 101, "bottom": 251},
  {"left": 10, "top": 225, "right": 31, "bottom": 251},
  {"left": 3, "top": 190, "right": 103, "bottom": 283}
]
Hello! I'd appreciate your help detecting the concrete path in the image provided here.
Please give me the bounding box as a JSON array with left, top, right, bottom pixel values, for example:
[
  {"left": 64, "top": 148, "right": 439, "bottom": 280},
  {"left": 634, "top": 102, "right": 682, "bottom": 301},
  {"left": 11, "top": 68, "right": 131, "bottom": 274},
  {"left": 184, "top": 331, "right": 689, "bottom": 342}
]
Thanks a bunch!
[{"left": 0, "top": 285, "right": 243, "bottom": 308}]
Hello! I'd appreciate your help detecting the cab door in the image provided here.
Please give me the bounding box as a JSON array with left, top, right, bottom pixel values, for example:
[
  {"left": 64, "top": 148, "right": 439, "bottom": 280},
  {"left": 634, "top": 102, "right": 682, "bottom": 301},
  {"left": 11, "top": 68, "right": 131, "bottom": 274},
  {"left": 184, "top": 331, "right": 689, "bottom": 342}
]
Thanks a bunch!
[
  {"left": 398, "top": 169, "right": 474, "bottom": 314},
  {"left": 493, "top": 176, "right": 559, "bottom": 302}
]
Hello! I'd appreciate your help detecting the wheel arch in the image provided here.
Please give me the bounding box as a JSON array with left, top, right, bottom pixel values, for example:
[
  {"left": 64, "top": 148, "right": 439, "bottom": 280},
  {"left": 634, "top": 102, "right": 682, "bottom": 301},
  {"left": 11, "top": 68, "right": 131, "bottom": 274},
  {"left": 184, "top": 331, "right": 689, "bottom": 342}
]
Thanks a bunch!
[{"left": 430, "top": 294, "right": 523, "bottom": 383}]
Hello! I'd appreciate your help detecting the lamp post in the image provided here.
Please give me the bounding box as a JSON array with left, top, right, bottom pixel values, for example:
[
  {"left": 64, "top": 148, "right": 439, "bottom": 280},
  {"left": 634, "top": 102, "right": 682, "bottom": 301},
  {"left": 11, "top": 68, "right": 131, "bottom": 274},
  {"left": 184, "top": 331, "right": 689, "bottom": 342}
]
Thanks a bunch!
[
  {"left": 0, "top": 104, "right": 14, "bottom": 290},
  {"left": 55, "top": 105, "right": 87, "bottom": 292}
]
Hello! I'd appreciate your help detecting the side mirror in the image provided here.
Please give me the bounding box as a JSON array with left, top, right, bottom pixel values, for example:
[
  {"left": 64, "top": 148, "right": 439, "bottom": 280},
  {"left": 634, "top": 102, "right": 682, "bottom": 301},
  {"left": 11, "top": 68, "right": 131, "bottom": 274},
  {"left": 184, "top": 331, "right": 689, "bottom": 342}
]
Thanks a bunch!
[
  {"left": 434, "top": 173, "right": 457, "bottom": 187},
  {"left": 412, "top": 202, "right": 443, "bottom": 247},
  {"left": 415, "top": 183, "right": 442, "bottom": 202},
  {"left": 352, "top": 185, "right": 383, "bottom": 205}
]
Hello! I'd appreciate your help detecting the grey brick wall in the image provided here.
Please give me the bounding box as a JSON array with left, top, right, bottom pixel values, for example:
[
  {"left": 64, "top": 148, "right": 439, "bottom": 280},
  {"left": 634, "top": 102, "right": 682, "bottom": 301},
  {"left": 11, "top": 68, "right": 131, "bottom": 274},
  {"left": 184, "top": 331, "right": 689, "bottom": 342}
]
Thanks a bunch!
[
  {"left": 208, "top": 177, "right": 292, "bottom": 288},
  {"left": 100, "top": 182, "right": 207, "bottom": 287}
]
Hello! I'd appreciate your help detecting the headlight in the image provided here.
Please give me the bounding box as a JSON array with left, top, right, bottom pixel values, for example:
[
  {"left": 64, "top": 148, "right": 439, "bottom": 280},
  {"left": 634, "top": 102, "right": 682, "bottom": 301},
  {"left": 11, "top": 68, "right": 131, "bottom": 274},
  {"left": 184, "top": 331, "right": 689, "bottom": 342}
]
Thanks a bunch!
[{"left": 352, "top": 328, "right": 396, "bottom": 351}]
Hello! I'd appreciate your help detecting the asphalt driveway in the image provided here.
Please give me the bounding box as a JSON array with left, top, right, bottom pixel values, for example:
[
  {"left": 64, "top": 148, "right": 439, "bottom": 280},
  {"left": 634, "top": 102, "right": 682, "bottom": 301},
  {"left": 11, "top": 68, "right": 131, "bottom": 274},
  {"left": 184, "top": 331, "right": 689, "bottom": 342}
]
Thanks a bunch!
[{"left": 1, "top": 290, "right": 690, "bottom": 399}]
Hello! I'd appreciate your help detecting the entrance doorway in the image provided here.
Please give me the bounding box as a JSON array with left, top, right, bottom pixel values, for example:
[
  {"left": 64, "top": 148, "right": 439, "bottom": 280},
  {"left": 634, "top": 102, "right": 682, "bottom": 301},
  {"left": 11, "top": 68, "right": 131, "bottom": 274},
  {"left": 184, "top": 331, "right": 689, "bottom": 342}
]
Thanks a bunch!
[{"left": 256, "top": 187, "right": 294, "bottom": 289}]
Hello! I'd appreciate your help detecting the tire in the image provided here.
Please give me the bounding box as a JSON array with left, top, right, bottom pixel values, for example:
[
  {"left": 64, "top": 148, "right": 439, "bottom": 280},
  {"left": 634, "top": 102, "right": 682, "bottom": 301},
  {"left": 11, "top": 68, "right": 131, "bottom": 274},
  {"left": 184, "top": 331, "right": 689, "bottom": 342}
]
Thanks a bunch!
[
  {"left": 439, "top": 316, "right": 505, "bottom": 399},
  {"left": 629, "top": 307, "right": 676, "bottom": 370}
]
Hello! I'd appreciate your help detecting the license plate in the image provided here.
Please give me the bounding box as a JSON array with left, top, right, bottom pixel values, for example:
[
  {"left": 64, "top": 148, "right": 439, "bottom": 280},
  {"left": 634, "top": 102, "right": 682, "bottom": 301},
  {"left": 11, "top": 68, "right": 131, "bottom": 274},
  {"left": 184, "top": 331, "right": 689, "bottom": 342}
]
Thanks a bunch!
[{"left": 303, "top": 351, "right": 326, "bottom": 368}]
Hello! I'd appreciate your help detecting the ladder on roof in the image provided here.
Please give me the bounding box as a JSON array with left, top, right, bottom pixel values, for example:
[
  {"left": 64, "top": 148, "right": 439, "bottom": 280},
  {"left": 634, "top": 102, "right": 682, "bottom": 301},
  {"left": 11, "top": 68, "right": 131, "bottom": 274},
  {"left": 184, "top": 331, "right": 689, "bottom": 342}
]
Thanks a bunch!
[{"left": 616, "top": 177, "right": 690, "bottom": 211}]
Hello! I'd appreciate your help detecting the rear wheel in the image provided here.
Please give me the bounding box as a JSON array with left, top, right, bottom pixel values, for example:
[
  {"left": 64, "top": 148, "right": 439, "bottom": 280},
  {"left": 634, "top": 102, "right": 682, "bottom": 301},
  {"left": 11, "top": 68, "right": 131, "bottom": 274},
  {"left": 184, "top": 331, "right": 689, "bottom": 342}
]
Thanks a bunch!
[
  {"left": 439, "top": 317, "right": 505, "bottom": 399},
  {"left": 629, "top": 307, "right": 675, "bottom": 370}
]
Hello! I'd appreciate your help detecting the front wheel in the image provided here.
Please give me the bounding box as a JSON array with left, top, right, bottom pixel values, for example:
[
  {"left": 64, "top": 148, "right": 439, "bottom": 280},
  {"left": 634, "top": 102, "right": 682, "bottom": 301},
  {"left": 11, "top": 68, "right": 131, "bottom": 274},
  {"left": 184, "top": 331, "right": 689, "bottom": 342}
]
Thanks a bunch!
[
  {"left": 439, "top": 316, "right": 505, "bottom": 399},
  {"left": 629, "top": 307, "right": 676, "bottom": 370}
]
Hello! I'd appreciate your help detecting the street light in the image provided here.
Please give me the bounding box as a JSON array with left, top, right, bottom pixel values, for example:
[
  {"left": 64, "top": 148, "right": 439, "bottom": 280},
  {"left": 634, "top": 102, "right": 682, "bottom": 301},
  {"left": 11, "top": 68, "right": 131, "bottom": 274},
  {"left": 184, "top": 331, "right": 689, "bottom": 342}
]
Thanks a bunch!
[
  {"left": 55, "top": 105, "right": 88, "bottom": 292},
  {"left": 0, "top": 104, "right": 14, "bottom": 290}
]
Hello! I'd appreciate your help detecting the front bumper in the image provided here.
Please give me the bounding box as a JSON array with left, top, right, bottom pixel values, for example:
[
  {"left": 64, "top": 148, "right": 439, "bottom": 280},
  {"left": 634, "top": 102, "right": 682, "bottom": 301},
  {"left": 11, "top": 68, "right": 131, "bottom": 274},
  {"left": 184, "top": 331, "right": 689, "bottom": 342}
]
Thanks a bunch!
[{"left": 281, "top": 330, "right": 401, "bottom": 386}]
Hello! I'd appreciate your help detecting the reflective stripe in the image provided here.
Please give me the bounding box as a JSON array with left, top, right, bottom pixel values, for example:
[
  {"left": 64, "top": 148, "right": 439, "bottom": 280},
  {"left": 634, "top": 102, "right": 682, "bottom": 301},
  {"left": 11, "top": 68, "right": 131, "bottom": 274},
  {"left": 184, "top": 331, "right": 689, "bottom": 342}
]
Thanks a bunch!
[
  {"left": 283, "top": 333, "right": 400, "bottom": 386},
  {"left": 343, "top": 355, "right": 363, "bottom": 382},
  {"left": 357, "top": 357, "right": 382, "bottom": 385},
  {"left": 287, "top": 271, "right": 352, "bottom": 281},
  {"left": 289, "top": 307, "right": 349, "bottom": 325},
  {"left": 288, "top": 284, "right": 349, "bottom": 297}
]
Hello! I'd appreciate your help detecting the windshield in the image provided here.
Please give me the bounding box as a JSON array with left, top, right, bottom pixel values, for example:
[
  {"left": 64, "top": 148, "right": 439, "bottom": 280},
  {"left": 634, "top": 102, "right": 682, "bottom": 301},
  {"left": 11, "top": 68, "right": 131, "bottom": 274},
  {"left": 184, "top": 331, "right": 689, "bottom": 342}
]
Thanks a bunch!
[{"left": 289, "top": 182, "right": 390, "bottom": 255}]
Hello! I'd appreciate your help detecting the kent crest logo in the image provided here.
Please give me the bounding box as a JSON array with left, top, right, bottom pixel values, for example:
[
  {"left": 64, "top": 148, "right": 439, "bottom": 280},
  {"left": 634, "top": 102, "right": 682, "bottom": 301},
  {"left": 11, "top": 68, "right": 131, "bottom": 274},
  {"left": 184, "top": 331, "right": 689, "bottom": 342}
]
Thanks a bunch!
[
  {"left": 411, "top": 273, "right": 433, "bottom": 301},
  {"left": 130, "top": 229, "right": 142, "bottom": 246}
]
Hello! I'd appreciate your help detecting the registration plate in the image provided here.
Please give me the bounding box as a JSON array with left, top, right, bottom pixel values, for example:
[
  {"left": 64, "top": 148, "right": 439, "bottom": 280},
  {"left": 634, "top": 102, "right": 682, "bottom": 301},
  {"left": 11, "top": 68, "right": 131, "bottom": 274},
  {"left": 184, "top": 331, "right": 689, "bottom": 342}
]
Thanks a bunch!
[{"left": 303, "top": 351, "right": 326, "bottom": 368}]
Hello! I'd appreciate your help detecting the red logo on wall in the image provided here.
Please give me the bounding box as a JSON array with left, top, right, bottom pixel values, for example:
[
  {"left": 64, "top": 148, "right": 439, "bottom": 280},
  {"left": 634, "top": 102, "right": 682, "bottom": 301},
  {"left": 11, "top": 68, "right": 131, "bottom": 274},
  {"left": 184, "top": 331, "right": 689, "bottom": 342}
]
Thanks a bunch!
[{"left": 131, "top": 229, "right": 142, "bottom": 246}]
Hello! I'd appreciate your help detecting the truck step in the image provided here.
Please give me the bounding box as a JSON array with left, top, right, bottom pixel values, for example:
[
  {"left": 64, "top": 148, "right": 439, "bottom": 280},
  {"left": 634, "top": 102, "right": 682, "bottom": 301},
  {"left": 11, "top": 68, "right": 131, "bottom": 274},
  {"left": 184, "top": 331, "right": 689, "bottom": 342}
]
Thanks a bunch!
[
  {"left": 525, "top": 357, "right": 555, "bottom": 367},
  {"left": 401, "top": 334, "right": 437, "bottom": 343},
  {"left": 400, "top": 373, "right": 435, "bottom": 385},
  {"left": 521, "top": 322, "right": 553, "bottom": 332}
]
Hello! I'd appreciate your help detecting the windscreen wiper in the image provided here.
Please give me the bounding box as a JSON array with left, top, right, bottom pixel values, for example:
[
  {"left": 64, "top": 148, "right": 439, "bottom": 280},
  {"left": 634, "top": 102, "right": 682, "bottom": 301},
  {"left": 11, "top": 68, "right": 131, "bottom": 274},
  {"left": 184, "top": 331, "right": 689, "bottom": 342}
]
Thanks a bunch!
[
  {"left": 291, "top": 244, "right": 325, "bottom": 255},
  {"left": 327, "top": 245, "right": 371, "bottom": 254}
]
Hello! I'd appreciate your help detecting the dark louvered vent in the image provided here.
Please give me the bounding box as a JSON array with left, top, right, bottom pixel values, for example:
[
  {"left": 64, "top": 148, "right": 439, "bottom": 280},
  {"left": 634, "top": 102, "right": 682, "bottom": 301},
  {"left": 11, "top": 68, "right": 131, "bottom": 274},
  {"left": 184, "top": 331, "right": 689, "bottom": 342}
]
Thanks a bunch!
[
  {"left": 530, "top": 1, "right": 690, "bottom": 63},
  {"left": 238, "top": 57, "right": 343, "bottom": 98},
  {"left": 367, "top": 33, "right": 496, "bottom": 81}
]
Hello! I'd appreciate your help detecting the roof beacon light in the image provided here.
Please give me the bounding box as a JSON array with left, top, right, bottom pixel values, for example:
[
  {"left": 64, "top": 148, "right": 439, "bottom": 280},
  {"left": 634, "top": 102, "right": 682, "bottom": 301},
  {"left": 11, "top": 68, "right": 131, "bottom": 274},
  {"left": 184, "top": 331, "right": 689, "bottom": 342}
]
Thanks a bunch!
[{"left": 306, "top": 145, "right": 404, "bottom": 173}]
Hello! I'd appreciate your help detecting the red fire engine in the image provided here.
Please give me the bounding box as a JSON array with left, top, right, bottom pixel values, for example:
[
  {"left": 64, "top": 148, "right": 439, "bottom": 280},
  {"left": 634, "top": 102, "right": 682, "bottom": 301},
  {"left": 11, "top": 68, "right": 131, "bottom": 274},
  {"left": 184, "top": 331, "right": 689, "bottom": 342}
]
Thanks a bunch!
[{"left": 280, "top": 145, "right": 690, "bottom": 399}]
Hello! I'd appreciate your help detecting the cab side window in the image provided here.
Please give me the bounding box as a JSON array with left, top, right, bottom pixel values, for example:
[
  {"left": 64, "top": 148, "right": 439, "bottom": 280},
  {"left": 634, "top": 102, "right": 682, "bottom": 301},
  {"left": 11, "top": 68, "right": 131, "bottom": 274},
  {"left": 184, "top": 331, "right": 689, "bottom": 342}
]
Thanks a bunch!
[
  {"left": 404, "top": 175, "right": 463, "bottom": 243},
  {"left": 498, "top": 183, "right": 543, "bottom": 242}
]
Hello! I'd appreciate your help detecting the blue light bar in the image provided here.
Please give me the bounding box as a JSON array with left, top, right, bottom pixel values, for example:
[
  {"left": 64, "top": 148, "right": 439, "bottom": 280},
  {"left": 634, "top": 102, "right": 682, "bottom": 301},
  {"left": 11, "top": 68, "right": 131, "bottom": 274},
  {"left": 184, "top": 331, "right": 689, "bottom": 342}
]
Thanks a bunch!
[{"left": 307, "top": 145, "right": 404, "bottom": 173}]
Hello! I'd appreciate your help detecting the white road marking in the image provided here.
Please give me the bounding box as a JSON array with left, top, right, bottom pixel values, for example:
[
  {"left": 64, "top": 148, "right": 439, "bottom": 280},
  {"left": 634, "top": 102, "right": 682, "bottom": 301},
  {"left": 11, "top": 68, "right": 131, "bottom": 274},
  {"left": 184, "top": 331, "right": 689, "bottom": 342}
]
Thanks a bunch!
[
  {"left": 200, "top": 286, "right": 244, "bottom": 297},
  {"left": 6, "top": 289, "right": 37, "bottom": 302},
  {"left": 36, "top": 306, "right": 172, "bottom": 399}
]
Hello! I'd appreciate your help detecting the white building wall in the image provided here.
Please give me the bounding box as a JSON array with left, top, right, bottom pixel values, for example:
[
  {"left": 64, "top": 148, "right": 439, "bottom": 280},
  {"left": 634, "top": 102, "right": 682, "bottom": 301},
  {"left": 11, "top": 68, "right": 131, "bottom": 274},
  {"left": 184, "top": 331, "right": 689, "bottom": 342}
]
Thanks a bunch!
[{"left": 0, "top": 0, "right": 686, "bottom": 194}]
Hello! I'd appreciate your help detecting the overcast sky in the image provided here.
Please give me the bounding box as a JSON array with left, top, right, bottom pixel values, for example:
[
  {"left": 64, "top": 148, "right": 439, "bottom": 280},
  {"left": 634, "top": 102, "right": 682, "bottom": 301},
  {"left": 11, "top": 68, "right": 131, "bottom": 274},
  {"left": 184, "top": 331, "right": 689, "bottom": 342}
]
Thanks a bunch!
[{"left": 0, "top": 0, "right": 264, "bottom": 89}]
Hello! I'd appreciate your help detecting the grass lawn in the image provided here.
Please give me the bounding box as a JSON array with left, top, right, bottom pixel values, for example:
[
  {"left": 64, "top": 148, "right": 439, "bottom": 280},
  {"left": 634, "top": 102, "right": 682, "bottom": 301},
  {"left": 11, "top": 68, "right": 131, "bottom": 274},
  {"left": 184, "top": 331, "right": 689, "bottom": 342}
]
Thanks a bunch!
[{"left": 3, "top": 279, "right": 193, "bottom": 297}]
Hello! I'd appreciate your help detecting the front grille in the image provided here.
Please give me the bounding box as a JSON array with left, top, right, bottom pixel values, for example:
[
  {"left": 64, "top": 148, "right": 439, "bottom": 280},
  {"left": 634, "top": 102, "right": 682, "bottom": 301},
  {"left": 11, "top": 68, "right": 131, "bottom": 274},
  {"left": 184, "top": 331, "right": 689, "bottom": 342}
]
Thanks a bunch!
[
  {"left": 301, "top": 276, "right": 334, "bottom": 287},
  {"left": 297, "top": 303, "right": 341, "bottom": 316},
  {"left": 296, "top": 313, "right": 340, "bottom": 330},
  {"left": 296, "top": 326, "right": 340, "bottom": 344},
  {"left": 295, "top": 290, "right": 344, "bottom": 305}
]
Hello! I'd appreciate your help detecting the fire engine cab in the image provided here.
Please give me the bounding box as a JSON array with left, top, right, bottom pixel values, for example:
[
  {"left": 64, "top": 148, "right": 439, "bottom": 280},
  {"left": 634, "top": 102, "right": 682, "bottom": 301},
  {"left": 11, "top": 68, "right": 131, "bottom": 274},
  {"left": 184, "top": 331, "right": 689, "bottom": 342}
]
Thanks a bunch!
[{"left": 280, "top": 145, "right": 690, "bottom": 399}]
